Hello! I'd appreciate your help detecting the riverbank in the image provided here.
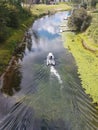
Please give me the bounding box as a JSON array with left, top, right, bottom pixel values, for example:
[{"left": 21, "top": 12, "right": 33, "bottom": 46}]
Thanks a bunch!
[
  {"left": 0, "top": 3, "right": 71, "bottom": 75},
  {"left": 62, "top": 31, "right": 98, "bottom": 105}
]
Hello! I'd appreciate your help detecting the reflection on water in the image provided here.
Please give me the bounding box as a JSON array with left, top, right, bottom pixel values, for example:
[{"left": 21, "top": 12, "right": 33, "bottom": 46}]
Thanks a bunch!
[
  {"left": 0, "top": 30, "right": 33, "bottom": 96},
  {"left": 1, "top": 58, "right": 21, "bottom": 96},
  {"left": 0, "top": 11, "right": 98, "bottom": 130}
]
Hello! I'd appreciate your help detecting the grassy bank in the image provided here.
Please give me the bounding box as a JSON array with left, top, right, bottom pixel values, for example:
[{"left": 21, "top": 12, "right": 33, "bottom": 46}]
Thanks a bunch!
[
  {"left": 62, "top": 6, "right": 98, "bottom": 104},
  {"left": 62, "top": 32, "right": 98, "bottom": 104},
  {"left": 80, "top": 10, "right": 98, "bottom": 57},
  {"left": 0, "top": 3, "right": 71, "bottom": 75},
  {"left": 0, "top": 17, "right": 33, "bottom": 75}
]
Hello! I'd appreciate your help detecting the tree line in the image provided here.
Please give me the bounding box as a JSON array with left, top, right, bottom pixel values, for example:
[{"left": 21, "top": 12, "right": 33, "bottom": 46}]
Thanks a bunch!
[
  {"left": 67, "top": 0, "right": 98, "bottom": 32},
  {"left": 68, "top": 0, "right": 98, "bottom": 9},
  {"left": 0, "top": 0, "right": 32, "bottom": 42},
  {"left": 0, "top": 0, "right": 97, "bottom": 42}
]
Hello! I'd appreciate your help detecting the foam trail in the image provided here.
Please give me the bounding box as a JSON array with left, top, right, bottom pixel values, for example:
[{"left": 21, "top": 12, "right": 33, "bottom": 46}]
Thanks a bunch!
[{"left": 50, "top": 66, "right": 63, "bottom": 89}]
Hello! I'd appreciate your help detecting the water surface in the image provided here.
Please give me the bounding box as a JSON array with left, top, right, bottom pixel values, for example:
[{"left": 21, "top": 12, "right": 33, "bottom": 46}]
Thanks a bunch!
[{"left": 0, "top": 11, "right": 98, "bottom": 130}]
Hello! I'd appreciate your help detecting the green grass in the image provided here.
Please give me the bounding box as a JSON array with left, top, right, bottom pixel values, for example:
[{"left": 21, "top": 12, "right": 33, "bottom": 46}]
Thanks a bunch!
[
  {"left": 35, "top": 3, "right": 70, "bottom": 10},
  {"left": 30, "top": 3, "right": 71, "bottom": 17},
  {"left": 62, "top": 32, "right": 98, "bottom": 104},
  {"left": 0, "top": 18, "right": 33, "bottom": 75},
  {"left": 0, "top": 50, "right": 11, "bottom": 75}
]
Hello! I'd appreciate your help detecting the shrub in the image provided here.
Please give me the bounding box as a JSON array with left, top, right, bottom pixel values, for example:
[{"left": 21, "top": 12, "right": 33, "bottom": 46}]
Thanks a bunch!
[
  {"left": 7, "top": 8, "right": 20, "bottom": 28},
  {"left": 68, "top": 8, "right": 92, "bottom": 32},
  {"left": 0, "top": 2, "right": 9, "bottom": 41},
  {"left": 81, "top": 15, "right": 92, "bottom": 31},
  {"left": 19, "top": 8, "right": 32, "bottom": 20},
  {"left": 0, "top": 1, "right": 32, "bottom": 42},
  {"left": 0, "top": 29, "right": 8, "bottom": 42},
  {"left": 91, "top": 0, "right": 97, "bottom": 8},
  {"left": 80, "top": 2, "right": 87, "bottom": 9}
]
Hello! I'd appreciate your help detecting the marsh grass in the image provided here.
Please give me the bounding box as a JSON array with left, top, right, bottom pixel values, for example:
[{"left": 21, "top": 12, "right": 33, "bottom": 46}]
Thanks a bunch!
[{"left": 62, "top": 32, "right": 98, "bottom": 104}]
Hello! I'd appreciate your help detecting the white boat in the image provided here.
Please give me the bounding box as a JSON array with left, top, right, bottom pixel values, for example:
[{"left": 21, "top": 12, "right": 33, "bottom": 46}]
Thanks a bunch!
[{"left": 46, "top": 52, "right": 55, "bottom": 66}]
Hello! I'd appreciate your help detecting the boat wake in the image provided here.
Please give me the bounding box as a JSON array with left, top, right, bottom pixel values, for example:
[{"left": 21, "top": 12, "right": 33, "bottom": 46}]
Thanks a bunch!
[{"left": 50, "top": 66, "right": 63, "bottom": 89}]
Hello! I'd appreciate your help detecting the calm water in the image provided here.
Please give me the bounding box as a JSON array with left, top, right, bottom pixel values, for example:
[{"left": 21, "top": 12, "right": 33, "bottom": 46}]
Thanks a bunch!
[{"left": 0, "top": 11, "right": 98, "bottom": 130}]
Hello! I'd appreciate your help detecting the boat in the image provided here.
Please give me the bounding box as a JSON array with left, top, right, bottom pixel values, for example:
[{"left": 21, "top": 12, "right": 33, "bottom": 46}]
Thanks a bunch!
[{"left": 46, "top": 52, "right": 55, "bottom": 66}]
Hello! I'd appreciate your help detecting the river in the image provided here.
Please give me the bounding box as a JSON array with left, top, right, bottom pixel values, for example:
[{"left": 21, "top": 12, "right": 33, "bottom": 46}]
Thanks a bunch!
[{"left": 0, "top": 11, "right": 98, "bottom": 130}]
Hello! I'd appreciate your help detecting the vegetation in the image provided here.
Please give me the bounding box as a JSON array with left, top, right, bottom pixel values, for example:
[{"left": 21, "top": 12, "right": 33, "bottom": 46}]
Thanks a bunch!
[
  {"left": 62, "top": 32, "right": 98, "bottom": 104},
  {"left": 0, "top": 3, "right": 71, "bottom": 75},
  {"left": 91, "top": 0, "right": 98, "bottom": 8},
  {"left": 85, "top": 12, "right": 98, "bottom": 44},
  {"left": 0, "top": 0, "right": 32, "bottom": 75},
  {"left": 62, "top": 3, "right": 98, "bottom": 104},
  {"left": 0, "top": 1, "right": 31, "bottom": 42},
  {"left": 68, "top": 7, "right": 92, "bottom": 32}
]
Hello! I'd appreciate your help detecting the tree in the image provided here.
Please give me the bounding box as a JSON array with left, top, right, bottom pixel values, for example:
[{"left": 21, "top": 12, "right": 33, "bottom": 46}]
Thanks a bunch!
[
  {"left": 91, "top": 0, "right": 97, "bottom": 8},
  {"left": 80, "top": 2, "right": 87, "bottom": 9},
  {"left": 68, "top": 7, "right": 92, "bottom": 32},
  {"left": 0, "top": 0, "right": 32, "bottom": 42},
  {"left": 0, "top": 1, "right": 9, "bottom": 41}
]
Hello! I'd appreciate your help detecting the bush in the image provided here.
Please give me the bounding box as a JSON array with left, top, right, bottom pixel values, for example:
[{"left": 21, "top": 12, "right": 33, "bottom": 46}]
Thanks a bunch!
[
  {"left": 0, "top": 1, "right": 32, "bottom": 42},
  {"left": 91, "top": 0, "right": 97, "bottom": 8},
  {"left": 0, "top": 2, "right": 9, "bottom": 41},
  {"left": 81, "top": 15, "right": 92, "bottom": 31},
  {"left": 7, "top": 8, "right": 20, "bottom": 28},
  {"left": 68, "top": 8, "right": 92, "bottom": 32},
  {"left": 0, "top": 29, "right": 8, "bottom": 42},
  {"left": 80, "top": 2, "right": 87, "bottom": 9},
  {"left": 19, "top": 8, "right": 32, "bottom": 20}
]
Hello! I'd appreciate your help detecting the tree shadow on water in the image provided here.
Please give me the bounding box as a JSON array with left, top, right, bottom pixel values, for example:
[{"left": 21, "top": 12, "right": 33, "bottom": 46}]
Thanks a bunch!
[{"left": 1, "top": 62, "right": 22, "bottom": 96}]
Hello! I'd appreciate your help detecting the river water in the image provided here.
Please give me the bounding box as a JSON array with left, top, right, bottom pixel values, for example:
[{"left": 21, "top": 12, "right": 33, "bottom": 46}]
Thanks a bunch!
[{"left": 0, "top": 11, "right": 98, "bottom": 130}]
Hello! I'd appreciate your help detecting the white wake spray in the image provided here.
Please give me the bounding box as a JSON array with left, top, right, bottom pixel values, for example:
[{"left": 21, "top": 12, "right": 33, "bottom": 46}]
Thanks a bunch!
[{"left": 50, "top": 66, "right": 63, "bottom": 89}]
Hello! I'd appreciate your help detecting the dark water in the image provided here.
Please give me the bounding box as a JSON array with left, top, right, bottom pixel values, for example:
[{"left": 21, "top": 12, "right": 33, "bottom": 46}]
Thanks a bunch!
[{"left": 0, "top": 11, "right": 98, "bottom": 130}]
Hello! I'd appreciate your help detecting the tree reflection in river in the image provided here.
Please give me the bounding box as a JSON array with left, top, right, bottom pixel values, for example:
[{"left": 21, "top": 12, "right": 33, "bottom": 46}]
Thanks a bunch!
[
  {"left": 1, "top": 59, "right": 22, "bottom": 96},
  {"left": 0, "top": 29, "right": 40, "bottom": 96}
]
